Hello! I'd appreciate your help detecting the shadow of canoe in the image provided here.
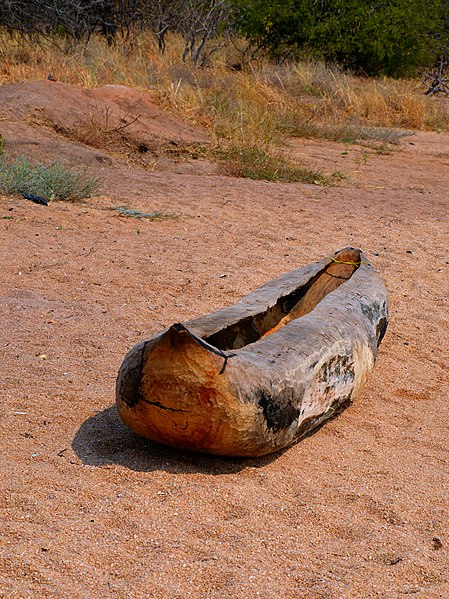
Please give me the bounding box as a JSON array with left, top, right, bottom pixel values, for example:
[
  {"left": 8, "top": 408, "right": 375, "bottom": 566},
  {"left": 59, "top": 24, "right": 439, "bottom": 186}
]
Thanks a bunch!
[{"left": 71, "top": 405, "right": 281, "bottom": 474}]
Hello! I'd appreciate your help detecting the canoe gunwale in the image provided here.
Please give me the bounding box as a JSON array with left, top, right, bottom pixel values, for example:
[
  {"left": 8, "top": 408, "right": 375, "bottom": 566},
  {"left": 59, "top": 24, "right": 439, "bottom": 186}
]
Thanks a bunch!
[{"left": 183, "top": 247, "right": 365, "bottom": 348}]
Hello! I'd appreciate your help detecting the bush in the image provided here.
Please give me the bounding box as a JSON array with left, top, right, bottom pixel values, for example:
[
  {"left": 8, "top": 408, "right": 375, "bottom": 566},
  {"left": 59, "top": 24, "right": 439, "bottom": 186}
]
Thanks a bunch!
[
  {"left": 0, "top": 155, "right": 99, "bottom": 200},
  {"left": 235, "top": 0, "right": 448, "bottom": 77}
]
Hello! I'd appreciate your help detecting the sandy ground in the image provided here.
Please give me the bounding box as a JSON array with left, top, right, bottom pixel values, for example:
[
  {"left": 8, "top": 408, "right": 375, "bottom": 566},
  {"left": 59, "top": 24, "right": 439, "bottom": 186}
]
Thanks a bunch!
[{"left": 1, "top": 82, "right": 448, "bottom": 598}]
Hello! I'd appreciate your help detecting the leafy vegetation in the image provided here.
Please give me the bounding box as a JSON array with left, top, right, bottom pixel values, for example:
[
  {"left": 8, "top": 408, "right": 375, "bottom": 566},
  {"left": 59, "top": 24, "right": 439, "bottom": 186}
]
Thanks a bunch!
[
  {"left": 0, "top": 155, "right": 99, "bottom": 200},
  {"left": 235, "top": 0, "right": 449, "bottom": 77}
]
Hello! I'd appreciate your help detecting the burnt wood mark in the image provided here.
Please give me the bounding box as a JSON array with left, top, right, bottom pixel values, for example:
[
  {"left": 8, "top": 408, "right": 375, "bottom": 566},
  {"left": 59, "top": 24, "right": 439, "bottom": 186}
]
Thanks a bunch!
[{"left": 257, "top": 390, "right": 301, "bottom": 432}]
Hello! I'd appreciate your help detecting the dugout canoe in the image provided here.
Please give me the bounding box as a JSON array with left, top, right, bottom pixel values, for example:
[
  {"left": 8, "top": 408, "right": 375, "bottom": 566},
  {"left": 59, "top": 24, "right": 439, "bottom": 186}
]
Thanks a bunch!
[{"left": 116, "top": 247, "right": 388, "bottom": 457}]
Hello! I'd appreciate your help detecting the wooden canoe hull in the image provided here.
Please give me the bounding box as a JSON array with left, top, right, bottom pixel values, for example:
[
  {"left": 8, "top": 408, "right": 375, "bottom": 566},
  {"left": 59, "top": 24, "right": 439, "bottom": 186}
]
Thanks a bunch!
[{"left": 116, "top": 248, "right": 388, "bottom": 456}]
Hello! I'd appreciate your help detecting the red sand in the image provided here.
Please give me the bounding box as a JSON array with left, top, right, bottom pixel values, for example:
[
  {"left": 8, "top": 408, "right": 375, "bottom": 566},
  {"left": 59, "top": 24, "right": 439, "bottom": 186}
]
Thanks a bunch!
[{"left": 1, "top": 82, "right": 448, "bottom": 598}]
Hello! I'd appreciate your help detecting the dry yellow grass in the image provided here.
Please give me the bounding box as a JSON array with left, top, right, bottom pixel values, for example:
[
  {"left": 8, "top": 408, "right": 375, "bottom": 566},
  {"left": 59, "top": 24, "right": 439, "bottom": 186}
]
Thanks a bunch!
[{"left": 1, "top": 31, "right": 447, "bottom": 157}]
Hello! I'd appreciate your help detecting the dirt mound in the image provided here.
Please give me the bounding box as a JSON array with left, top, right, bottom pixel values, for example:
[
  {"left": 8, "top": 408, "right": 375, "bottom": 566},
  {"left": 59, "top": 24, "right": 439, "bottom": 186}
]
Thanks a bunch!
[
  {"left": 0, "top": 80, "right": 215, "bottom": 173},
  {"left": 0, "top": 80, "right": 209, "bottom": 144}
]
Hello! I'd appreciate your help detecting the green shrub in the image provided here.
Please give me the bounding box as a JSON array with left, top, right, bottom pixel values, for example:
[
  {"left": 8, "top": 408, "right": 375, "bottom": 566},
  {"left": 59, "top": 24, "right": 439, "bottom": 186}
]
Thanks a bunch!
[
  {"left": 235, "top": 0, "right": 447, "bottom": 77},
  {"left": 0, "top": 155, "right": 99, "bottom": 200}
]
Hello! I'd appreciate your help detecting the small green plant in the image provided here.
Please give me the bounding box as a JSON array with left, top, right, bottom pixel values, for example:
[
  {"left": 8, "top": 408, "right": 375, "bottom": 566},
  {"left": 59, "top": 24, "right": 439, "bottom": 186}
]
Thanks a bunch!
[
  {"left": 114, "top": 206, "right": 168, "bottom": 219},
  {"left": 358, "top": 152, "right": 370, "bottom": 166},
  {"left": 217, "top": 145, "right": 330, "bottom": 184},
  {"left": 0, "top": 155, "right": 99, "bottom": 200},
  {"left": 0, "top": 134, "right": 5, "bottom": 156},
  {"left": 332, "top": 170, "right": 349, "bottom": 181}
]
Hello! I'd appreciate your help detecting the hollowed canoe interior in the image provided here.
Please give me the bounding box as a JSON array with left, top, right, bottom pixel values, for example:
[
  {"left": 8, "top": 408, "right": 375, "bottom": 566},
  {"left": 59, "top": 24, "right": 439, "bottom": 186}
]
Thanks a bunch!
[{"left": 204, "top": 248, "right": 361, "bottom": 351}]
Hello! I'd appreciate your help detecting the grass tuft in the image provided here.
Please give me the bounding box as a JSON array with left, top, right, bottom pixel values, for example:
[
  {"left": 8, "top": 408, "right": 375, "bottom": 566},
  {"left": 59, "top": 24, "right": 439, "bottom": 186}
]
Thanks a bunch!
[
  {"left": 0, "top": 155, "right": 99, "bottom": 200},
  {"left": 217, "top": 145, "right": 329, "bottom": 184},
  {"left": 285, "top": 121, "right": 414, "bottom": 144}
]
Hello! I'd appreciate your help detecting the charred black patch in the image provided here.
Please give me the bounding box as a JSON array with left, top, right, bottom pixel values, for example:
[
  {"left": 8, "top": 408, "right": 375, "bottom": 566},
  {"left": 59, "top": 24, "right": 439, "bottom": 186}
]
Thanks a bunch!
[
  {"left": 376, "top": 316, "right": 388, "bottom": 345},
  {"left": 117, "top": 343, "right": 147, "bottom": 408},
  {"left": 257, "top": 390, "right": 300, "bottom": 432},
  {"left": 361, "top": 300, "right": 378, "bottom": 323},
  {"left": 361, "top": 301, "right": 387, "bottom": 326},
  {"left": 361, "top": 300, "right": 388, "bottom": 347},
  {"left": 318, "top": 355, "right": 354, "bottom": 386}
]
